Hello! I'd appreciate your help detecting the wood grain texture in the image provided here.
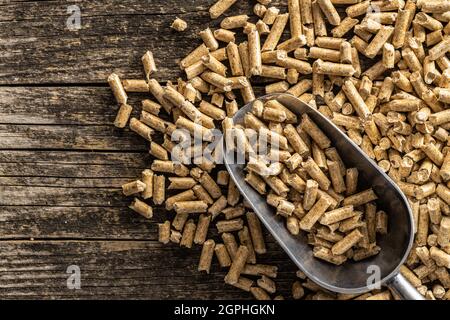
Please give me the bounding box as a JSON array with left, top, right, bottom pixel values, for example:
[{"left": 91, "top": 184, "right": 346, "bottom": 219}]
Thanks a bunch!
[
  {"left": 0, "top": 150, "right": 148, "bottom": 180},
  {"left": 0, "top": 206, "right": 152, "bottom": 239},
  {"left": 0, "top": 124, "right": 149, "bottom": 150},
  {"left": 0, "top": 240, "right": 297, "bottom": 299},
  {"left": 0, "top": 0, "right": 286, "bottom": 84},
  {"left": 0, "top": 87, "right": 151, "bottom": 151},
  {"left": 0, "top": 87, "right": 149, "bottom": 125},
  {"left": 0, "top": 84, "right": 297, "bottom": 298}
]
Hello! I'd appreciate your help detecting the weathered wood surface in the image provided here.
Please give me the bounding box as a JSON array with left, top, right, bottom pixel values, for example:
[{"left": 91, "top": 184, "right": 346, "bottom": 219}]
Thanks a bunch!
[
  {"left": 0, "top": 0, "right": 287, "bottom": 84},
  {"left": 0, "top": 0, "right": 300, "bottom": 299},
  {"left": 0, "top": 240, "right": 297, "bottom": 299},
  {"left": 0, "top": 86, "right": 301, "bottom": 298},
  {"left": 0, "top": 87, "right": 149, "bottom": 150}
]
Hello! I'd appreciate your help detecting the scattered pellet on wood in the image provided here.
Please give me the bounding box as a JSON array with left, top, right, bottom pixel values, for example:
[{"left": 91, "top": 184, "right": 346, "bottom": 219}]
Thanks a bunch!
[
  {"left": 130, "top": 118, "right": 153, "bottom": 141},
  {"left": 122, "top": 180, "right": 146, "bottom": 196},
  {"left": 317, "top": 0, "right": 341, "bottom": 26},
  {"left": 122, "top": 79, "right": 149, "bottom": 92},
  {"left": 225, "top": 245, "right": 249, "bottom": 285},
  {"left": 153, "top": 175, "right": 165, "bottom": 205},
  {"left": 108, "top": 73, "right": 127, "bottom": 105},
  {"left": 250, "top": 287, "right": 271, "bottom": 300},
  {"left": 114, "top": 104, "right": 133, "bottom": 128},
  {"left": 170, "top": 230, "right": 183, "bottom": 244},
  {"left": 150, "top": 142, "right": 169, "bottom": 160},
  {"left": 141, "top": 51, "right": 158, "bottom": 81},
  {"left": 198, "top": 239, "right": 215, "bottom": 273},
  {"left": 208, "top": 196, "right": 228, "bottom": 219},
  {"left": 257, "top": 275, "right": 276, "bottom": 294},
  {"left": 141, "top": 169, "right": 154, "bottom": 200},
  {"left": 107, "top": 0, "right": 450, "bottom": 299},
  {"left": 217, "top": 218, "right": 244, "bottom": 233},
  {"left": 292, "top": 281, "right": 305, "bottom": 299},
  {"left": 158, "top": 221, "right": 171, "bottom": 244},
  {"left": 167, "top": 177, "right": 196, "bottom": 190},
  {"left": 238, "top": 226, "right": 257, "bottom": 264},
  {"left": 246, "top": 211, "right": 267, "bottom": 254},
  {"left": 217, "top": 170, "right": 230, "bottom": 185},
  {"left": 180, "top": 219, "right": 197, "bottom": 248},
  {"left": 215, "top": 243, "right": 232, "bottom": 268},
  {"left": 209, "top": 0, "right": 238, "bottom": 19},
  {"left": 129, "top": 198, "right": 153, "bottom": 219},
  {"left": 171, "top": 17, "right": 188, "bottom": 32},
  {"left": 174, "top": 200, "right": 208, "bottom": 214}
]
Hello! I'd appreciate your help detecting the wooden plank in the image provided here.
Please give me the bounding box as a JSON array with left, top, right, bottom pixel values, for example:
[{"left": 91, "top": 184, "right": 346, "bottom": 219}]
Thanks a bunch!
[
  {"left": 0, "top": 177, "right": 136, "bottom": 188},
  {"left": 0, "top": 203, "right": 281, "bottom": 241},
  {"left": 0, "top": 87, "right": 148, "bottom": 125},
  {"left": 0, "top": 150, "right": 226, "bottom": 240},
  {"left": 0, "top": 87, "right": 149, "bottom": 151},
  {"left": 0, "top": 86, "right": 262, "bottom": 150},
  {"left": 0, "top": 151, "right": 149, "bottom": 180},
  {"left": 0, "top": 187, "right": 228, "bottom": 240},
  {"left": 0, "top": 240, "right": 297, "bottom": 299},
  {"left": 0, "top": 150, "right": 149, "bottom": 165},
  {"left": 0, "top": 124, "right": 148, "bottom": 151},
  {"left": 0, "top": 85, "right": 267, "bottom": 125},
  {"left": 0, "top": 185, "right": 125, "bottom": 206},
  {"left": 0, "top": 86, "right": 269, "bottom": 150},
  {"left": 0, "top": 150, "right": 149, "bottom": 186},
  {"left": 0, "top": 0, "right": 287, "bottom": 84},
  {"left": 0, "top": 206, "right": 159, "bottom": 239}
]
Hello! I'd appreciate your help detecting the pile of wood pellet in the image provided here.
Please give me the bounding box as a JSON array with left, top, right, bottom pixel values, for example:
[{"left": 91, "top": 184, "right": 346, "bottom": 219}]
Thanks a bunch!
[
  {"left": 239, "top": 98, "right": 384, "bottom": 264},
  {"left": 108, "top": 0, "right": 450, "bottom": 300}
]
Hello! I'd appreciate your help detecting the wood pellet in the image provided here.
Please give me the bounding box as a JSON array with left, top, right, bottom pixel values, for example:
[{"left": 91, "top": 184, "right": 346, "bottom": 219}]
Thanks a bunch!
[
  {"left": 109, "top": 0, "right": 450, "bottom": 300},
  {"left": 171, "top": 18, "right": 188, "bottom": 32},
  {"left": 236, "top": 98, "right": 382, "bottom": 264}
]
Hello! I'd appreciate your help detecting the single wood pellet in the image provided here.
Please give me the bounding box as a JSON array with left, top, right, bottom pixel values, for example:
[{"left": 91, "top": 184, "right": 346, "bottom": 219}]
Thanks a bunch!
[
  {"left": 180, "top": 219, "right": 196, "bottom": 249},
  {"left": 158, "top": 220, "right": 171, "bottom": 244},
  {"left": 108, "top": 73, "right": 127, "bottom": 105},
  {"left": 122, "top": 180, "right": 146, "bottom": 196},
  {"left": 171, "top": 17, "right": 188, "bottom": 32},
  {"left": 225, "top": 245, "right": 249, "bottom": 285},
  {"left": 109, "top": 0, "right": 450, "bottom": 300},
  {"left": 129, "top": 197, "right": 153, "bottom": 219},
  {"left": 141, "top": 169, "right": 154, "bottom": 200},
  {"left": 198, "top": 239, "right": 215, "bottom": 273},
  {"left": 153, "top": 175, "right": 165, "bottom": 205},
  {"left": 114, "top": 104, "right": 132, "bottom": 128},
  {"left": 222, "top": 232, "right": 239, "bottom": 260},
  {"left": 194, "top": 214, "right": 211, "bottom": 245}
]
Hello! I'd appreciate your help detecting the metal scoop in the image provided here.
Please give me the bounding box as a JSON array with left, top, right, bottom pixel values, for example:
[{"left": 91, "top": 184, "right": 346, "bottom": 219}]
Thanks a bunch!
[{"left": 223, "top": 93, "right": 424, "bottom": 300}]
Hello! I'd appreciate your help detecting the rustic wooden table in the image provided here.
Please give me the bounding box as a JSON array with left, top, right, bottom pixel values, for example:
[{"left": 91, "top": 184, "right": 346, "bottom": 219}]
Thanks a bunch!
[{"left": 0, "top": 0, "right": 298, "bottom": 299}]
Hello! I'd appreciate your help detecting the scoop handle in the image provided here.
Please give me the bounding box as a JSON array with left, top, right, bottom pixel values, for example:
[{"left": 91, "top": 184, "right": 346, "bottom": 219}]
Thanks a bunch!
[{"left": 386, "top": 273, "right": 425, "bottom": 300}]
